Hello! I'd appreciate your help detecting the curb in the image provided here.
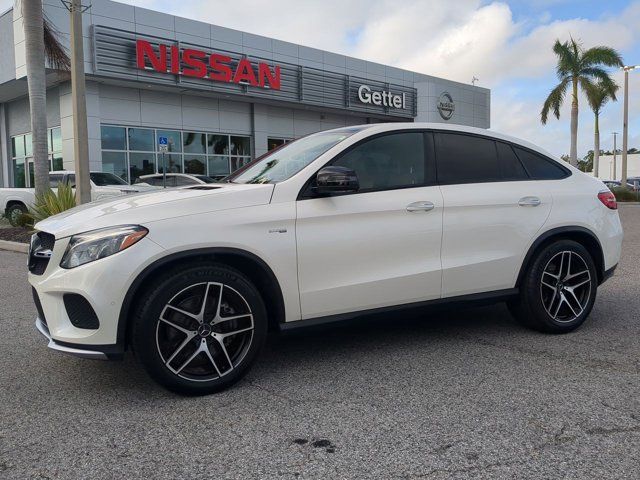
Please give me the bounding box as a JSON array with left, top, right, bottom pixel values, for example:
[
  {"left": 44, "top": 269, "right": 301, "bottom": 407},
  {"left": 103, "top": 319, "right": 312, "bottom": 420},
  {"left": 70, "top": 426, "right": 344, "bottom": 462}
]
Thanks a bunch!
[{"left": 0, "top": 239, "right": 28, "bottom": 253}]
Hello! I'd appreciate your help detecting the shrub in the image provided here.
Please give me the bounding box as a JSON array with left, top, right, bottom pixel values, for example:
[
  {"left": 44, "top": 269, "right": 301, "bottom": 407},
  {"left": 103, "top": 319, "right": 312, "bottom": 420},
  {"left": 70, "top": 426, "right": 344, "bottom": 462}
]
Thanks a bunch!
[
  {"left": 25, "top": 182, "right": 77, "bottom": 226},
  {"left": 610, "top": 186, "right": 640, "bottom": 203}
]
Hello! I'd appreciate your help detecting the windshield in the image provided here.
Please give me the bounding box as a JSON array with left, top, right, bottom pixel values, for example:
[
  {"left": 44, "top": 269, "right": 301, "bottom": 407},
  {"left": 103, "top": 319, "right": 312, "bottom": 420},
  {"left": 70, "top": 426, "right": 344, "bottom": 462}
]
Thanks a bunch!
[
  {"left": 228, "top": 128, "right": 364, "bottom": 184},
  {"left": 90, "top": 172, "right": 129, "bottom": 186}
]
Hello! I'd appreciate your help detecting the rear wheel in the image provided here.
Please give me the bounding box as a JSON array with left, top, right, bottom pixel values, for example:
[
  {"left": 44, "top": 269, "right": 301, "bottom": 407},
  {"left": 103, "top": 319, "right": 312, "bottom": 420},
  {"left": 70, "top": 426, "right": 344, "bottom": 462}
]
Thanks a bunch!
[
  {"left": 132, "top": 263, "right": 267, "bottom": 395},
  {"left": 510, "top": 240, "right": 597, "bottom": 333}
]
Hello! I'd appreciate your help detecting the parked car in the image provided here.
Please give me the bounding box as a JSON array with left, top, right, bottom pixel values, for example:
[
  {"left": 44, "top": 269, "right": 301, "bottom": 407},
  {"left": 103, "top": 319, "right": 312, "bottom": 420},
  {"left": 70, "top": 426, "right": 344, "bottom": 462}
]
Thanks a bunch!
[
  {"left": 29, "top": 123, "right": 623, "bottom": 395},
  {"left": 602, "top": 180, "right": 621, "bottom": 189},
  {"left": 135, "top": 173, "right": 218, "bottom": 187},
  {"left": 1, "top": 171, "right": 157, "bottom": 226},
  {"left": 627, "top": 177, "right": 640, "bottom": 190},
  {"left": 602, "top": 179, "right": 640, "bottom": 191}
]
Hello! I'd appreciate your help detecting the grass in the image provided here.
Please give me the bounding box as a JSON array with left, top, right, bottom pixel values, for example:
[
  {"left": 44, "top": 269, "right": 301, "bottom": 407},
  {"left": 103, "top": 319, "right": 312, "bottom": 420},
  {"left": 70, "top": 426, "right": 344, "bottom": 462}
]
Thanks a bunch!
[{"left": 610, "top": 187, "right": 640, "bottom": 203}]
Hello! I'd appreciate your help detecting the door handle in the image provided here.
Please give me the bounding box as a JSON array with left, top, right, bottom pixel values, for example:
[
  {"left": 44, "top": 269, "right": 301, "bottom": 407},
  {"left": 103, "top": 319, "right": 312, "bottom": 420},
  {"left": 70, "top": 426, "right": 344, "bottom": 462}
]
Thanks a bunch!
[
  {"left": 518, "top": 196, "right": 541, "bottom": 207},
  {"left": 406, "top": 201, "right": 435, "bottom": 212}
]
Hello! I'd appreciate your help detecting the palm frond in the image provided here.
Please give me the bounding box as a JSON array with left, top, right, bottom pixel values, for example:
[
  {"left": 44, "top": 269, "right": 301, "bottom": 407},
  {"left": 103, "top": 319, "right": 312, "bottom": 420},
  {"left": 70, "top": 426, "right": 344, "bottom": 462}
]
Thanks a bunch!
[
  {"left": 583, "top": 68, "right": 618, "bottom": 98},
  {"left": 43, "top": 15, "right": 70, "bottom": 71},
  {"left": 580, "top": 46, "right": 623, "bottom": 68},
  {"left": 553, "top": 39, "right": 577, "bottom": 78},
  {"left": 584, "top": 79, "right": 619, "bottom": 113},
  {"left": 541, "top": 77, "right": 570, "bottom": 124}
]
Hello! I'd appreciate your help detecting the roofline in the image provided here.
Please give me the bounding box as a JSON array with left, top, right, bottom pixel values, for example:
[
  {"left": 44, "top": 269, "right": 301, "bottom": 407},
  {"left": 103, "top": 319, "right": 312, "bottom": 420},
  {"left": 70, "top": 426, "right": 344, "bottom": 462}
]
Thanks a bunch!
[{"left": 325, "top": 122, "right": 569, "bottom": 166}]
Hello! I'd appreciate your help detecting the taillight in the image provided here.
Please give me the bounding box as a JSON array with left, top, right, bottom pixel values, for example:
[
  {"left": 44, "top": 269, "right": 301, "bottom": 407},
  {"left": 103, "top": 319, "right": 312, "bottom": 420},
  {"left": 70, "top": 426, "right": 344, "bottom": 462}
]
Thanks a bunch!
[{"left": 598, "top": 190, "right": 617, "bottom": 210}]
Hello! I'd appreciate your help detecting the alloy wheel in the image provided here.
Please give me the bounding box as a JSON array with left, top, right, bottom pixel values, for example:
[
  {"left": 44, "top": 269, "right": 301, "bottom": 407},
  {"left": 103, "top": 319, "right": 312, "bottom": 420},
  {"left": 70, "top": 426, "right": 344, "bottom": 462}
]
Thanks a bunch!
[
  {"left": 540, "top": 250, "right": 592, "bottom": 323},
  {"left": 155, "top": 282, "right": 254, "bottom": 382}
]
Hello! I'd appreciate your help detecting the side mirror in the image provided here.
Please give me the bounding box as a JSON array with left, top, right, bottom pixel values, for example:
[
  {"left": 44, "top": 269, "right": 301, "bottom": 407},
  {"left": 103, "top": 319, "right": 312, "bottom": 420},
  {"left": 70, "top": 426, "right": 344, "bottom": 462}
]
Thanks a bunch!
[{"left": 315, "top": 166, "right": 359, "bottom": 195}]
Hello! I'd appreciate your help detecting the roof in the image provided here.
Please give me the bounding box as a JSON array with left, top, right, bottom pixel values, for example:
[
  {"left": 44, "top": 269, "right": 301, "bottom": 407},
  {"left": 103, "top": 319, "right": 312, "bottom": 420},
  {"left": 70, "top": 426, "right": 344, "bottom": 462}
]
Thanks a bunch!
[{"left": 324, "top": 122, "right": 563, "bottom": 162}]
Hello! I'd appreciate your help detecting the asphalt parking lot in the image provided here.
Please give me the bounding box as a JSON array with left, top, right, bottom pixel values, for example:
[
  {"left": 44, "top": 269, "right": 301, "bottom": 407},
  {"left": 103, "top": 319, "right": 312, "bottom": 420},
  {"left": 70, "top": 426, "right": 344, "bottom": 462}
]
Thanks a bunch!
[{"left": 0, "top": 206, "right": 639, "bottom": 479}]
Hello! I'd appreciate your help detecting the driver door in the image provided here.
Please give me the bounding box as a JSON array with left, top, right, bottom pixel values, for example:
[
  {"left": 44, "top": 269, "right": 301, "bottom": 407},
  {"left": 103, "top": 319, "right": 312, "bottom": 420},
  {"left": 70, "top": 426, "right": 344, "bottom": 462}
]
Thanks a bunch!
[{"left": 295, "top": 131, "right": 443, "bottom": 320}]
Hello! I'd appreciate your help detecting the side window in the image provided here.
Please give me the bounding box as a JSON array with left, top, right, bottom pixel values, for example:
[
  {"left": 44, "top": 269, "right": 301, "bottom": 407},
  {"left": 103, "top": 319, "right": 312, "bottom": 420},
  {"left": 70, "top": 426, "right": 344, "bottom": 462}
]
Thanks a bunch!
[
  {"left": 146, "top": 177, "right": 159, "bottom": 186},
  {"left": 435, "top": 133, "right": 500, "bottom": 184},
  {"left": 496, "top": 142, "right": 528, "bottom": 181},
  {"left": 513, "top": 147, "right": 568, "bottom": 180},
  {"left": 66, "top": 174, "right": 76, "bottom": 187},
  {"left": 175, "top": 176, "right": 197, "bottom": 186},
  {"left": 332, "top": 132, "right": 426, "bottom": 191},
  {"left": 151, "top": 176, "right": 176, "bottom": 186},
  {"left": 49, "top": 174, "right": 63, "bottom": 188}
]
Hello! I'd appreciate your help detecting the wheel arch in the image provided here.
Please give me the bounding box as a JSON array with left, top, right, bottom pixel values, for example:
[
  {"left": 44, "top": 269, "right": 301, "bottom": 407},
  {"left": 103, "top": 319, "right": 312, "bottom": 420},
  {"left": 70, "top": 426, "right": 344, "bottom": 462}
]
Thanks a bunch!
[
  {"left": 117, "top": 247, "right": 286, "bottom": 351},
  {"left": 5, "top": 200, "right": 27, "bottom": 210},
  {"left": 516, "top": 226, "right": 605, "bottom": 287}
]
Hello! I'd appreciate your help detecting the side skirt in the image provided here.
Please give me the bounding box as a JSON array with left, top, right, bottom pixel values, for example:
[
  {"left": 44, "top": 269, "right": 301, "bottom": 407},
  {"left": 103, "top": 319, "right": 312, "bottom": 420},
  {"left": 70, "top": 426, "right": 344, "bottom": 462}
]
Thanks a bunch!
[{"left": 279, "top": 288, "right": 519, "bottom": 332}]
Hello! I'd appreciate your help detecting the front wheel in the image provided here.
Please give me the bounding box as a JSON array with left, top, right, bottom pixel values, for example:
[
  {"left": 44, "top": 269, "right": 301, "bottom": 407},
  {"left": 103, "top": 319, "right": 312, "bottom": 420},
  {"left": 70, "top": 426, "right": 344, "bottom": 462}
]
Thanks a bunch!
[
  {"left": 6, "top": 203, "right": 27, "bottom": 227},
  {"left": 510, "top": 240, "right": 598, "bottom": 333},
  {"left": 132, "top": 264, "right": 268, "bottom": 395}
]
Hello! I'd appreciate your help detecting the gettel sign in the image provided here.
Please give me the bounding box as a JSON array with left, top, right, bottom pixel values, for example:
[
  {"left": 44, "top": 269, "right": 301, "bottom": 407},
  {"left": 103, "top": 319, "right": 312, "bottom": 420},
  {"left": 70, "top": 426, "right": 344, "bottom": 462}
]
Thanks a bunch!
[
  {"left": 357, "top": 85, "right": 406, "bottom": 109},
  {"left": 135, "top": 39, "right": 281, "bottom": 90}
]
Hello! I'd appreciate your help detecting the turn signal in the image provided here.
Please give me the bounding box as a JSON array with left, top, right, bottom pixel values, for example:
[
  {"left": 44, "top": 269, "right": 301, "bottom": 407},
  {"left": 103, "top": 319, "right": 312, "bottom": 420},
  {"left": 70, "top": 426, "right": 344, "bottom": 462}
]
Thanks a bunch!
[{"left": 598, "top": 191, "right": 618, "bottom": 210}]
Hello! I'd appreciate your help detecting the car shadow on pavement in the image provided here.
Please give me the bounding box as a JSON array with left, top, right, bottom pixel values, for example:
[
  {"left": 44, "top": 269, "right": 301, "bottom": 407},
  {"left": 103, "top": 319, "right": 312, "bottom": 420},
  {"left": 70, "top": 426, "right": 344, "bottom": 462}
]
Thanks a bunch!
[{"left": 49, "top": 302, "right": 515, "bottom": 396}]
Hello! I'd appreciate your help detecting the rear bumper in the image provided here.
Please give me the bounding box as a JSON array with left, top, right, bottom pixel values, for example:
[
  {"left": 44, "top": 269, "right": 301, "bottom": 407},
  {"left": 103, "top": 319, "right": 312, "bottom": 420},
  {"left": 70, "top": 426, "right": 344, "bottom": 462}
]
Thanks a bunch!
[{"left": 35, "top": 317, "right": 112, "bottom": 360}]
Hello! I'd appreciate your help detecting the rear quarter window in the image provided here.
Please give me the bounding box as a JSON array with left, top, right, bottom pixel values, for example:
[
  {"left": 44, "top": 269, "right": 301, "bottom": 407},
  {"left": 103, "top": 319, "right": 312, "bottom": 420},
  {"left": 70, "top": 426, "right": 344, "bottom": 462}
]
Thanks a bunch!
[{"left": 513, "top": 147, "right": 569, "bottom": 180}]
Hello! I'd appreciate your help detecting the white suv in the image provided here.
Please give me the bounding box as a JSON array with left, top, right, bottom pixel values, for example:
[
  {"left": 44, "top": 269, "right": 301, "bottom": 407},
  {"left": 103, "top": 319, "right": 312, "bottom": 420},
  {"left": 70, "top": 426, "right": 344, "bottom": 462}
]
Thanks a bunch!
[{"left": 29, "top": 123, "right": 623, "bottom": 394}]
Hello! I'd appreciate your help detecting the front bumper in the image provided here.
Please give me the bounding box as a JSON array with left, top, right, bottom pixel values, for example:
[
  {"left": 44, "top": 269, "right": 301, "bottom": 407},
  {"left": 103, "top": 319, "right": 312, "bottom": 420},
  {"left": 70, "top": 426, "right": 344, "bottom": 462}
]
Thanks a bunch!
[
  {"left": 29, "top": 235, "right": 164, "bottom": 348},
  {"left": 35, "top": 317, "right": 109, "bottom": 360}
]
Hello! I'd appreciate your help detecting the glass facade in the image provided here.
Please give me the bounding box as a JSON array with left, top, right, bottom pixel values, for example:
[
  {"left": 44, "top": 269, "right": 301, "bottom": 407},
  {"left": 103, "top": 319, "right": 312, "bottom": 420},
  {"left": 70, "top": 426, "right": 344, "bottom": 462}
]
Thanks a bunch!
[
  {"left": 101, "top": 126, "right": 252, "bottom": 183},
  {"left": 10, "top": 127, "right": 63, "bottom": 187}
]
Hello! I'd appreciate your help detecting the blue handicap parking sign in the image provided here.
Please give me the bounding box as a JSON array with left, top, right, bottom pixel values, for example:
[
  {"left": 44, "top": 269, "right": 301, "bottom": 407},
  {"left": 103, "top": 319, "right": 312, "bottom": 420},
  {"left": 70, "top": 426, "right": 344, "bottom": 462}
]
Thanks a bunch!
[{"left": 158, "top": 136, "right": 168, "bottom": 146}]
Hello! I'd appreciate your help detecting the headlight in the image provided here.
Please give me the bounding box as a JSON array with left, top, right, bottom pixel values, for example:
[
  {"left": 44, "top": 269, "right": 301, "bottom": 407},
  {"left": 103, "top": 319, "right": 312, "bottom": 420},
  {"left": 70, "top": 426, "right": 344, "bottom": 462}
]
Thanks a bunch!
[{"left": 60, "top": 225, "right": 148, "bottom": 269}]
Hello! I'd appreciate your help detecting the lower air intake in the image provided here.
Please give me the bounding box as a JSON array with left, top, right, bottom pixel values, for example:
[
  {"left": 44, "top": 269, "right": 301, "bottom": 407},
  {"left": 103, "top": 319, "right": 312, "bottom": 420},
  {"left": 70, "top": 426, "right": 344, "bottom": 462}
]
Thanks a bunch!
[{"left": 63, "top": 294, "right": 100, "bottom": 330}]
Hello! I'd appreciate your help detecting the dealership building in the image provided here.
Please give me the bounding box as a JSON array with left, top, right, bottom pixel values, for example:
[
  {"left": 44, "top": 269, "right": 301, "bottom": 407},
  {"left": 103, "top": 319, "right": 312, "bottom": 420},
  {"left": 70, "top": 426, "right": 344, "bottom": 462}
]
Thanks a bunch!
[{"left": 0, "top": 0, "right": 490, "bottom": 187}]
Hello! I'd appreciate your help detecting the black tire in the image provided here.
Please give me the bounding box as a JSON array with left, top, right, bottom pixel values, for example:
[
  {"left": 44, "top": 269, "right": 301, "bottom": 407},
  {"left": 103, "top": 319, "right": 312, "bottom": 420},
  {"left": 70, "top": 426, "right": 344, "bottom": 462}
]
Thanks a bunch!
[
  {"left": 6, "top": 203, "right": 27, "bottom": 227},
  {"left": 510, "top": 240, "right": 598, "bottom": 333},
  {"left": 132, "top": 263, "right": 268, "bottom": 395}
]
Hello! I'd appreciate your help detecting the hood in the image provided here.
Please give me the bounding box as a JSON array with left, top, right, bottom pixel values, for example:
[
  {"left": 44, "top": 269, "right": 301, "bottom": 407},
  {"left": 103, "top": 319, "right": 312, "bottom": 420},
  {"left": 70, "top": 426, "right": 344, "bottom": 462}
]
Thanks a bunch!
[{"left": 35, "top": 183, "right": 274, "bottom": 238}]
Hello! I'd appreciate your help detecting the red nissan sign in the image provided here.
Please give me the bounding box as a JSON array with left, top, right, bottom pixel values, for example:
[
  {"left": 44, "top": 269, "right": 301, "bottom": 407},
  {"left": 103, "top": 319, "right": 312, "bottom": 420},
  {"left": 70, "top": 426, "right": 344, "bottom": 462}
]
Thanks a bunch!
[{"left": 135, "top": 39, "right": 281, "bottom": 90}]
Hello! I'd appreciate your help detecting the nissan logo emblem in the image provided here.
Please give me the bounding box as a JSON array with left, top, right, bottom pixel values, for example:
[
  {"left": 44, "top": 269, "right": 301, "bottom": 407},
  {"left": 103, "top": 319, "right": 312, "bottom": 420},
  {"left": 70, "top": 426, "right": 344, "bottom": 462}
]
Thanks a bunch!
[{"left": 437, "top": 92, "right": 455, "bottom": 120}]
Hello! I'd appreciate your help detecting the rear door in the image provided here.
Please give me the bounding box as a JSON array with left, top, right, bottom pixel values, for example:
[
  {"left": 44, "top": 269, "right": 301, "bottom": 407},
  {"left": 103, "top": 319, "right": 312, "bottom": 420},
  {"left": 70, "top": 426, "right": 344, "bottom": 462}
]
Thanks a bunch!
[
  {"left": 435, "top": 132, "right": 553, "bottom": 297},
  {"left": 295, "top": 131, "right": 443, "bottom": 319}
]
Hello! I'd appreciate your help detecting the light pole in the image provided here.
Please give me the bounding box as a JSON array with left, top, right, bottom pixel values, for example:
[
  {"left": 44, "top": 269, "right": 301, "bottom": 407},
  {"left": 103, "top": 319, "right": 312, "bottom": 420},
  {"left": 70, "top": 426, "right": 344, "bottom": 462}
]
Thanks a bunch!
[
  {"left": 62, "top": 0, "right": 91, "bottom": 204},
  {"left": 612, "top": 132, "right": 618, "bottom": 180},
  {"left": 621, "top": 65, "right": 637, "bottom": 188}
]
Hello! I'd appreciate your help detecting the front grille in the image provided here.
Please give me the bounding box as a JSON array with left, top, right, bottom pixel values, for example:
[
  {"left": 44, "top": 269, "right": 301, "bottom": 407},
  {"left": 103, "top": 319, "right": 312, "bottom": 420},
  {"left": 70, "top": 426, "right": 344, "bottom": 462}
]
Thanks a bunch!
[
  {"left": 32, "top": 288, "right": 47, "bottom": 327},
  {"left": 28, "top": 231, "right": 55, "bottom": 276},
  {"left": 38, "top": 232, "right": 55, "bottom": 250},
  {"left": 63, "top": 294, "right": 100, "bottom": 329}
]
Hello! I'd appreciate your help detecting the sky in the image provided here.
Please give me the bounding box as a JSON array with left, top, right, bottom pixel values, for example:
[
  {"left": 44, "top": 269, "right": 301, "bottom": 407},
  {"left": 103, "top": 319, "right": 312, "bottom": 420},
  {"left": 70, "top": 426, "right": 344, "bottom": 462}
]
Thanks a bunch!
[{"left": 2, "top": 0, "right": 639, "bottom": 158}]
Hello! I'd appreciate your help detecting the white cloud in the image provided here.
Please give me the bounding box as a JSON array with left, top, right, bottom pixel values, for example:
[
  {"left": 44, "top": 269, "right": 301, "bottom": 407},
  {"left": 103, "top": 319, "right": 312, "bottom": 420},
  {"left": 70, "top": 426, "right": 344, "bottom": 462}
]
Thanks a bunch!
[
  {"left": 0, "top": 0, "right": 12, "bottom": 13},
  {"left": 163, "top": 0, "right": 640, "bottom": 157}
]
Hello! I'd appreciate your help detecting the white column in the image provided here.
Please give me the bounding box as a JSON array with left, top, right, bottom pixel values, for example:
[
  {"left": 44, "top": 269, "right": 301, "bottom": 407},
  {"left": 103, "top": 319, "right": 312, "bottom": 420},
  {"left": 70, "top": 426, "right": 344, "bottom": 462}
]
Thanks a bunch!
[
  {"left": 59, "top": 80, "right": 101, "bottom": 172},
  {"left": 252, "top": 103, "right": 269, "bottom": 159},
  {"left": 0, "top": 104, "right": 9, "bottom": 187}
]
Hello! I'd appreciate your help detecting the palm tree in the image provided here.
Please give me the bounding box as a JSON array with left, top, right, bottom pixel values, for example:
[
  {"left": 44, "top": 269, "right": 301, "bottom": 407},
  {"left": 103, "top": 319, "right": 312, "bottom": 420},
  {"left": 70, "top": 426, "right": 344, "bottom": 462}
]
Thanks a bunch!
[
  {"left": 22, "top": 0, "right": 69, "bottom": 197},
  {"left": 541, "top": 37, "right": 622, "bottom": 167},
  {"left": 585, "top": 81, "right": 618, "bottom": 178}
]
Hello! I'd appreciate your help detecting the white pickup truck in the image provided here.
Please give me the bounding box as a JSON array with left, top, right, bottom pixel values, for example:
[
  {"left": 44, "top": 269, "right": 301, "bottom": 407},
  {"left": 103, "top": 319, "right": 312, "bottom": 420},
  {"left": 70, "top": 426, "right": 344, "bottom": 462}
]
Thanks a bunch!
[{"left": 1, "top": 171, "right": 157, "bottom": 225}]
